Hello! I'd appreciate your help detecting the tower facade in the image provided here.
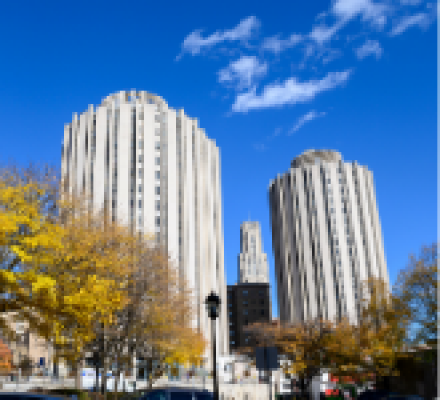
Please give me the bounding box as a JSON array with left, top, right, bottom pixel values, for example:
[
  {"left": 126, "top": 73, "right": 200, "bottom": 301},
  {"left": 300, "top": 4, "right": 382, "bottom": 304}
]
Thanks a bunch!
[
  {"left": 238, "top": 221, "right": 269, "bottom": 283},
  {"left": 269, "top": 149, "right": 389, "bottom": 324},
  {"left": 61, "top": 90, "right": 228, "bottom": 359}
]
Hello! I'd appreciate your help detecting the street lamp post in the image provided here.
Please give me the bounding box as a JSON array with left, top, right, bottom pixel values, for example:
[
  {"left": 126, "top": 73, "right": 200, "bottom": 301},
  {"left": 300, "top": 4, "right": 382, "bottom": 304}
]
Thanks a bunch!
[{"left": 205, "top": 291, "right": 221, "bottom": 400}]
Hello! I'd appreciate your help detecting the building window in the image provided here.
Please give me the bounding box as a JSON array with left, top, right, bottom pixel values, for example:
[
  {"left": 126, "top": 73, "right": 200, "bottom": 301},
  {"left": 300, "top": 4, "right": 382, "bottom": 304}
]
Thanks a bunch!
[
  {"left": 155, "top": 171, "right": 160, "bottom": 180},
  {"left": 155, "top": 200, "right": 160, "bottom": 211},
  {"left": 243, "top": 310, "right": 248, "bottom": 315},
  {"left": 155, "top": 142, "right": 160, "bottom": 151},
  {"left": 243, "top": 301, "right": 248, "bottom": 306},
  {"left": 243, "top": 290, "right": 248, "bottom": 296},
  {"left": 138, "top": 200, "right": 142, "bottom": 208},
  {"left": 138, "top": 185, "right": 142, "bottom": 193},
  {"left": 155, "top": 157, "right": 160, "bottom": 165},
  {"left": 260, "top": 310, "right": 265, "bottom": 316},
  {"left": 230, "top": 331, "right": 235, "bottom": 336},
  {"left": 155, "top": 187, "right": 160, "bottom": 195},
  {"left": 155, "top": 217, "right": 160, "bottom": 226}
]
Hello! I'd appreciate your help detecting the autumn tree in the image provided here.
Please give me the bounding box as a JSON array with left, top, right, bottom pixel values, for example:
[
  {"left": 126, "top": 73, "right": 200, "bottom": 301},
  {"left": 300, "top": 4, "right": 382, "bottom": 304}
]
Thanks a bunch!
[
  {"left": 325, "top": 277, "right": 409, "bottom": 389},
  {"left": 0, "top": 164, "right": 64, "bottom": 339},
  {"left": 393, "top": 243, "right": 438, "bottom": 346},
  {"left": 0, "top": 165, "right": 137, "bottom": 390},
  {"left": 52, "top": 194, "right": 139, "bottom": 391},
  {"left": 245, "top": 319, "right": 333, "bottom": 393}
]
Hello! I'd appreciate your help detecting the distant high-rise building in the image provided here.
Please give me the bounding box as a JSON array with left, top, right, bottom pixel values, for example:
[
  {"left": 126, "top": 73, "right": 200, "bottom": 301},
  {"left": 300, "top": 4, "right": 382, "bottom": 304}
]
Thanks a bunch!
[
  {"left": 269, "top": 149, "right": 389, "bottom": 324},
  {"left": 61, "top": 90, "right": 228, "bottom": 360},
  {"left": 238, "top": 221, "right": 269, "bottom": 283}
]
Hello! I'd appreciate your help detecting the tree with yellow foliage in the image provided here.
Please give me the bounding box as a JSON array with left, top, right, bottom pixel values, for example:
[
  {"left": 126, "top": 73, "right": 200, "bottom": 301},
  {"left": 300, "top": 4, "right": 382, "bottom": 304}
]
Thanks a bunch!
[
  {"left": 0, "top": 164, "right": 205, "bottom": 395},
  {"left": 0, "top": 164, "right": 64, "bottom": 338},
  {"left": 245, "top": 319, "right": 333, "bottom": 393},
  {"left": 0, "top": 165, "right": 138, "bottom": 390},
  {"left": 356, "top": 277, "right": 409, "bottom": 388},
  {"left": 326, "top": 277, "right": 409, "bottom": 388}
]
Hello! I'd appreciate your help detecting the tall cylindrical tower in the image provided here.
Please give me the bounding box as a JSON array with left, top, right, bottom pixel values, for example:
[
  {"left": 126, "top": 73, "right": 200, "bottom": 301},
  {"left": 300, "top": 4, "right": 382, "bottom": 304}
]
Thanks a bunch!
[
  {"left": 61, "top": 90, "right": 228, "bottom": 361},
  {"left": 269, "top": 149, "right": 389, "bottom": 324}
]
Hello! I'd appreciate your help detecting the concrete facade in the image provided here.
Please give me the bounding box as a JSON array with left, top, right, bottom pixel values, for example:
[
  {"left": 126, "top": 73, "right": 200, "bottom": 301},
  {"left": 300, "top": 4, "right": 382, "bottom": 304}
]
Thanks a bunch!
[
  {"left": 269, "top": 149, "right": 389, "bottom": 324},
  {"left": 61, "top": 90, "right": 228, "bottom": 361},
  {"left": 238, "top": 221, "right": 269, "bottom": 284}
]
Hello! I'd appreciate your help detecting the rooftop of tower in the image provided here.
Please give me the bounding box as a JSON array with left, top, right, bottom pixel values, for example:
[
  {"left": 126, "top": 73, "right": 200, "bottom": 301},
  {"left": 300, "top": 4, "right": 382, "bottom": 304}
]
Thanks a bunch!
[
  {"left": 291, "top": 149, "right": 342, "bottom": 168},
  {"left": 100, "top": 90, "right": 167, "bottom": 108}
]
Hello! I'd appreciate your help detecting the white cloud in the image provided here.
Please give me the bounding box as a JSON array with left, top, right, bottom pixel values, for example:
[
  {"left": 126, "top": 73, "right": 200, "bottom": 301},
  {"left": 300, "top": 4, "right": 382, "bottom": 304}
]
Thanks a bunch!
[
  {"left": 176, "top": 16, "right": 260, "bottom": 59},
  {"left": 309, "top": 0, "right": 389, "bottom": 46},
  {"left": 355, "top": 39, "right": 383, "bottom": 59},
  {"left": 218, "top": 56, "right": 268, "bottom": 90},
  {"left": 261, "top": 33, "right": 303, "bottom": 54},
  {"left": 332, "top": 0, "right": 389, "bottom": 28},
  {"left": 390, "top": 12, "right": 433, "bottom": 36},
  {"left": 288, "top": 110, "right": 327, "bottom": 135},
  {"left": 232, "top": 69, "right": 352, "bottom": 113}
]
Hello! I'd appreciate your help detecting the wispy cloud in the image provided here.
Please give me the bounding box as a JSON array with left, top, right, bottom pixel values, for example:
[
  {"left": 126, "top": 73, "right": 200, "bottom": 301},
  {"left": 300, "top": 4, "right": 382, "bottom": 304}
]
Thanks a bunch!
[
  {"left": 288, "top": 110, "right": 327, "bottom": 135},
  {"left": 390, "top": 12, "right": 433, "bottom": 36},
  {"left": 355, "top": 39, "right": 383, "bottom": 59},
  {"left": 218, "top": 56, "right": 268, "bottom": 90},
  {"left": 261, "top": 34, "right": 303, "bottom": 54},
  {"left": 309, "top": 19, "right": 348, "bottom": 45},
  {"left": 176, "top": 16, "right": 260, "bottom": 60},
  {"left": 267, "top": 127, "right": 282, "bottom": 140},
  {"left": 309, "top": 0, "right": 389, "bottom": 46},
  {"left": 253, "top": 143, "right": 267, "bottom": 152},
  {"left": 232, "top": 70, "right": 352, "bottom": 113}
]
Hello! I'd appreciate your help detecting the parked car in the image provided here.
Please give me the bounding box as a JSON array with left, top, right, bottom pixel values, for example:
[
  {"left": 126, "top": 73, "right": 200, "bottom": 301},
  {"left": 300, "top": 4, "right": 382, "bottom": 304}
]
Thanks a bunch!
[
  {"left": 358, "top": 390, "right": 422, "bottom": 400},
  {"left": 0, "top": 394, "right": 64, "bottom": 400},
  {"left": 141, "top": 387, "right": 213, "bottom": 400}
]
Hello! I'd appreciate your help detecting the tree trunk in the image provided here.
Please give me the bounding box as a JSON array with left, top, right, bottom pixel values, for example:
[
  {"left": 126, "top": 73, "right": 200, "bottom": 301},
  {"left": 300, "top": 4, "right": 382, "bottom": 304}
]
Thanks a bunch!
[
  {"left": 103, "top": 355, "right": 108, "bottom": 400},
  {"left": 75, "top": 359, "right": 83, "bottom": 391},
  {"left": 115, "top": 367, "right": 121, "bottom": 400}
]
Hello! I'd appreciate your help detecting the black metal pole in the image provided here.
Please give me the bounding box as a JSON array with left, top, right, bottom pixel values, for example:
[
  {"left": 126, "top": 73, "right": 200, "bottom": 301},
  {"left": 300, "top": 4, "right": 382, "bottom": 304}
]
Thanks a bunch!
[{"left": 212, "top": 318, "right": 219, "bottom": 400}]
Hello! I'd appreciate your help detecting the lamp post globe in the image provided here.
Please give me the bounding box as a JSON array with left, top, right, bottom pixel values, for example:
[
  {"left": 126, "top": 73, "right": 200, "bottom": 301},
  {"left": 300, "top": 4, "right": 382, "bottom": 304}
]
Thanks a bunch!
[{"left": 205, "top": 291, "right": 221, "bottom": 400}]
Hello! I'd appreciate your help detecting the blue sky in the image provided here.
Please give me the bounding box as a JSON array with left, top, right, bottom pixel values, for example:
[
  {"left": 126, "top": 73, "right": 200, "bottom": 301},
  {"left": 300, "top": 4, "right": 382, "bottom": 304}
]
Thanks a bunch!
[{"left": 0, "top": 0, "right": 436, "bottom": 317}]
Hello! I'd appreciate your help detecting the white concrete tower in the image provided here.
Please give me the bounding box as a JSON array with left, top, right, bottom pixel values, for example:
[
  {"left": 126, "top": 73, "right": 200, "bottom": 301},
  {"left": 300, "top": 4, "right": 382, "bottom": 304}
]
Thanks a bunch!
[
  {"left": 61, "top": 90, "right": 228, "bottom": 361},
  {"left": 238, "top": 221, "right": 269, "bottom": 283},
  {"left": 269, "top": 150, "right": 389, "bottom": 325}
]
